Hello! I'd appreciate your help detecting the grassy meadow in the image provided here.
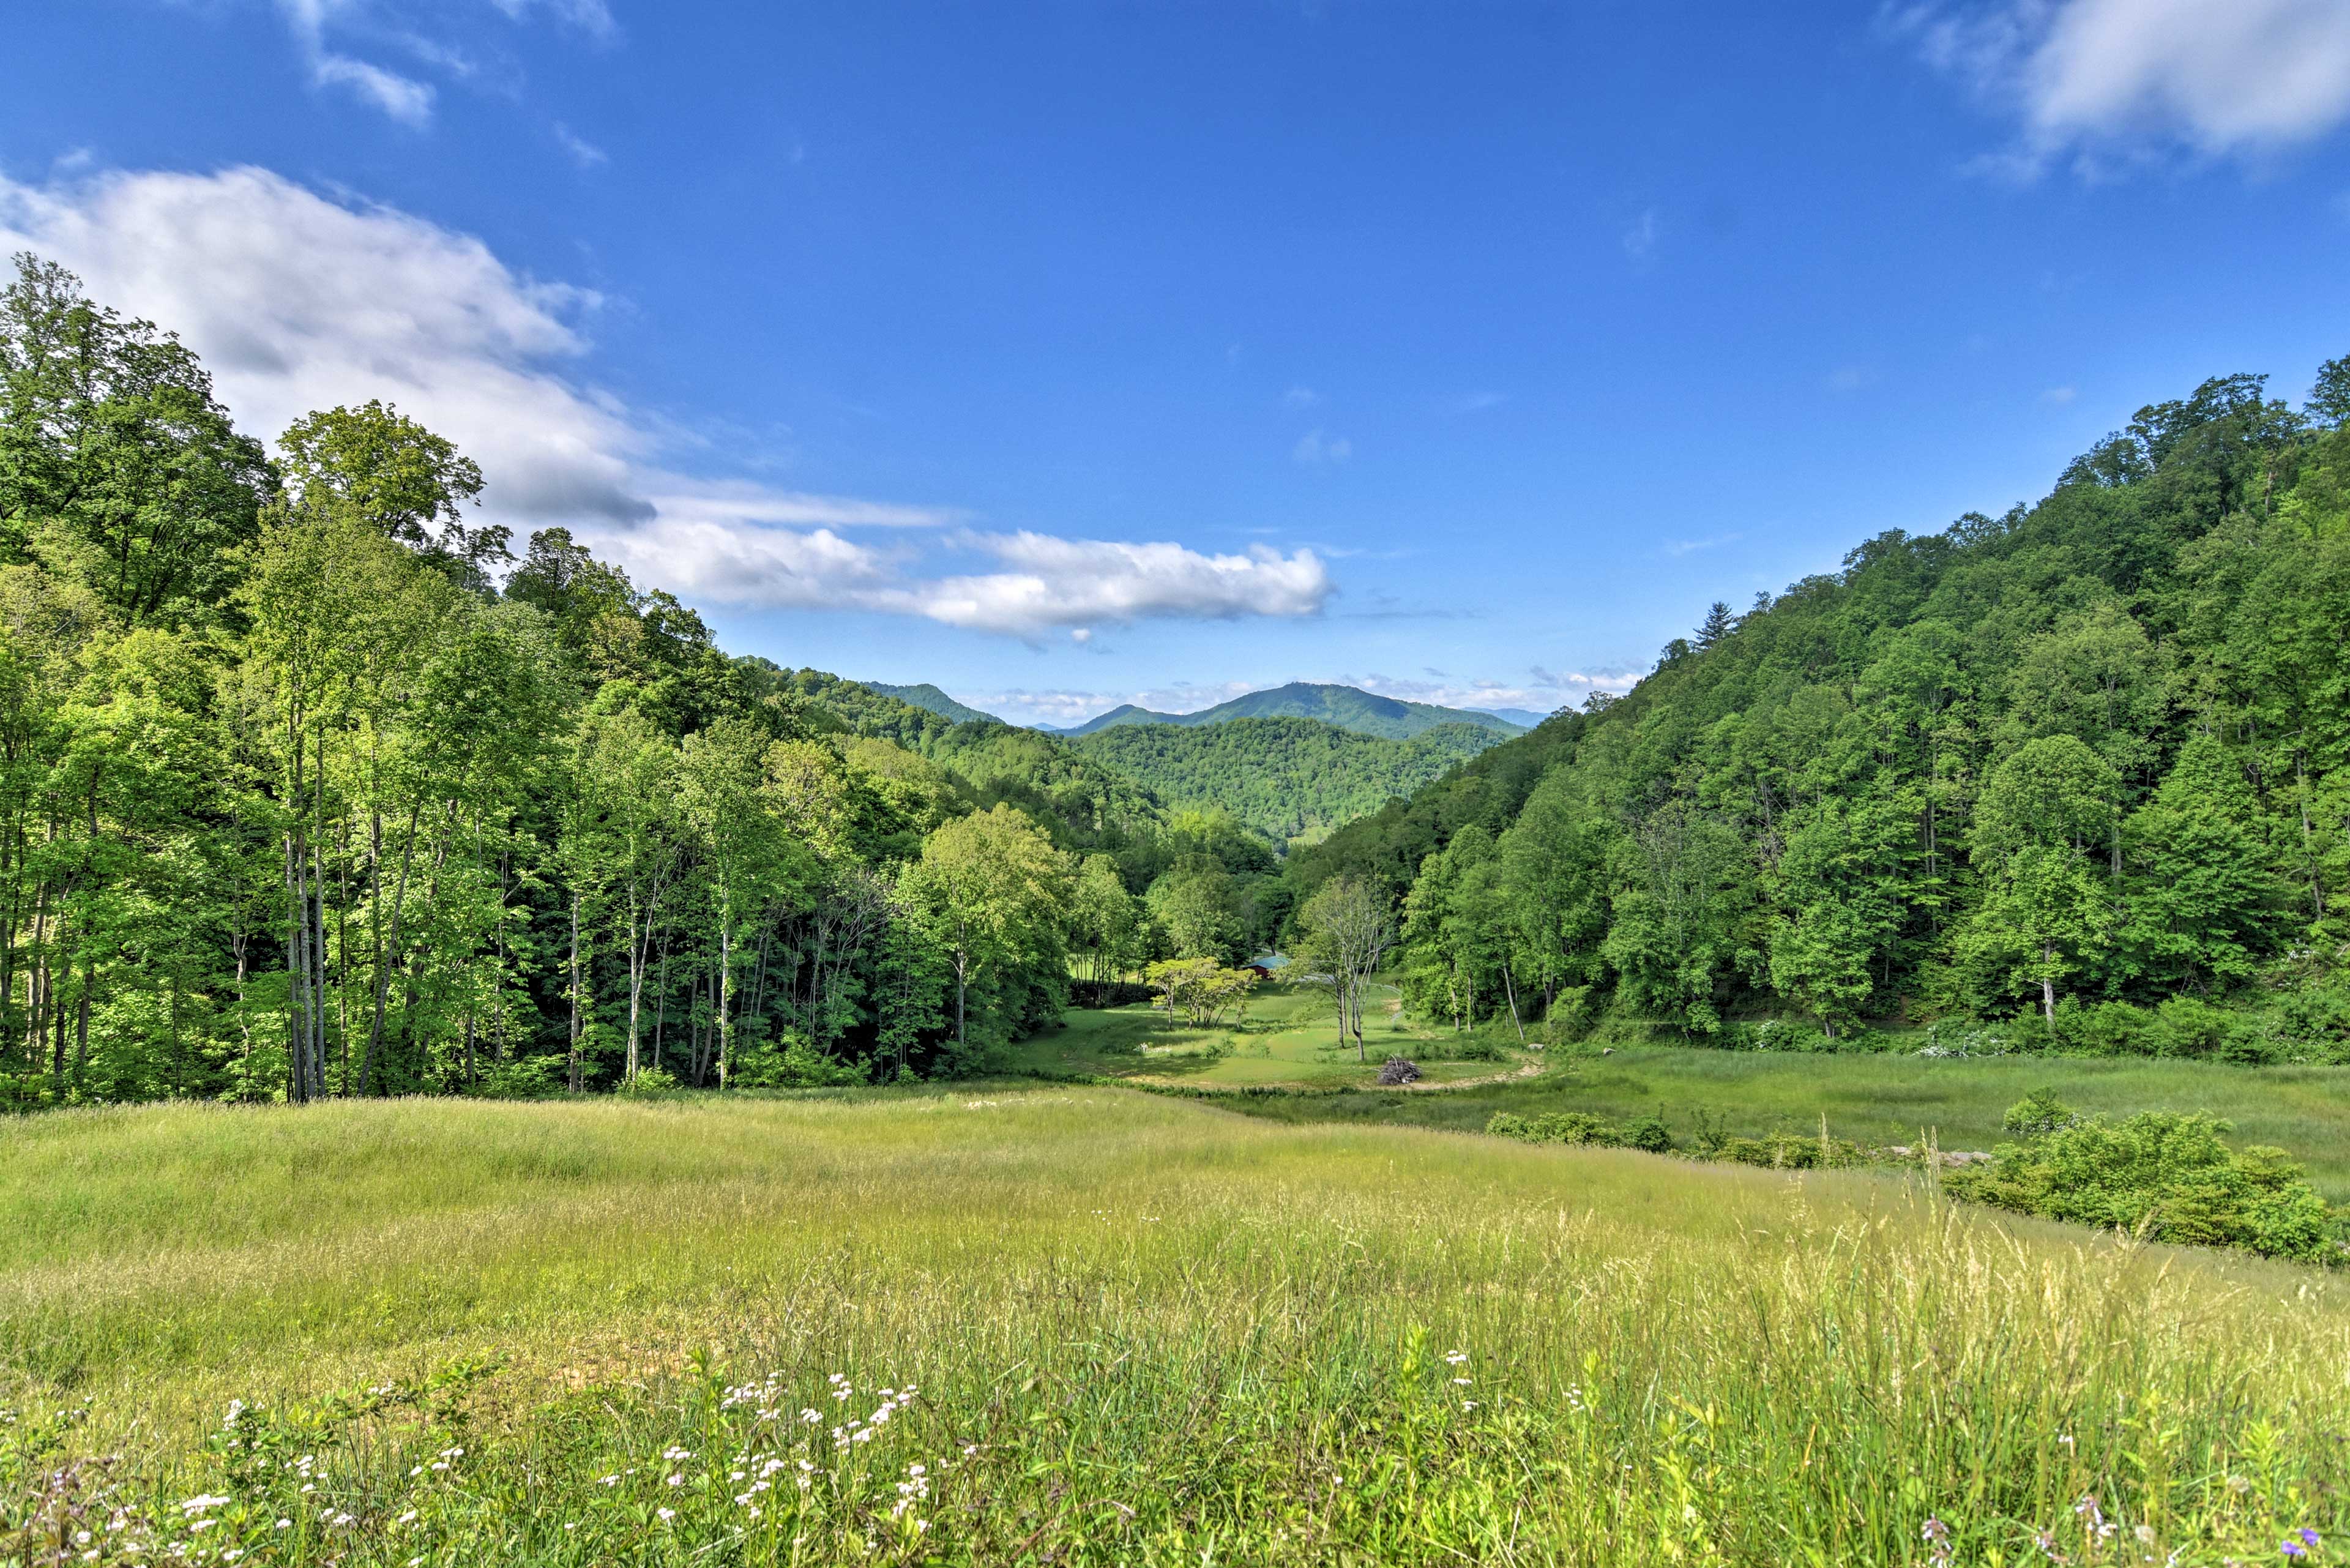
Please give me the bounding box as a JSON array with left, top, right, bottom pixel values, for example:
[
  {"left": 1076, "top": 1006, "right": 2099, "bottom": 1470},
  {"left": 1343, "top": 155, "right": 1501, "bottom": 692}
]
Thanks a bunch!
[
  {"left": 1034, "top": 984, "right": 2350, "bottom": 1200},
  {"left": 4, "top": 1088, "right": 2349, "bottom": 1565}
]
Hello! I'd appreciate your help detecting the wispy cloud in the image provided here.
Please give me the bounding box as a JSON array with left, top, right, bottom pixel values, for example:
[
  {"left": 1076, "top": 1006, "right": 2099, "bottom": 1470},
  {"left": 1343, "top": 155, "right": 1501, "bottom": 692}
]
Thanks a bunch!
[
  {"left": 1281, "top": 384, "right": 1321, "bottom": 409},
  {"left": 1662, "top": 533, "right": 1742, "bottom": 558},
  {"left": 553, "top": 122, "right": 608, "bottom": 168},
  {"left": 1828, "top": 364, "right": 1877, "bottom": 393},
  {"left": 0, "top": 164, "right": 1343, "bottom": 642},
  {"left": 1892, "top": 0, "right": 2350, "bottom": 170},
  {"left": 972, "top": 666, "right": 1646, "bottom": 731},
  {"left": 2041, "top": 384, "right": 2078, "bottom": 404},
  {"left": 1622, "top": 207, "right": 1660, "bottom": 259},
  {"left": 1452, "top": 390, "right": 1508, "bottom": 414},
  {"left": 1292, "top": 428, "right": 1352, "bottom": 465},
  {"left": 231, "top": 0, "right": 613, "bottom": 125}
]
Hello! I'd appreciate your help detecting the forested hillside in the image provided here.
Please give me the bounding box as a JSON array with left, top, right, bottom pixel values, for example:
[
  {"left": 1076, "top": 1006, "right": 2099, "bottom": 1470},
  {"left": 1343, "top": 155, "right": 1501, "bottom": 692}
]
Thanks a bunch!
[
  {"left": 0, "top": 254, "right": 1288, "bottom": 1107},
  {"left": 864, "top": 680, "right": 1002, "bottom": 726},
  {"left": 1057, "top": 681, "right": 1524, "bottom": 739},
  {"left": 1304, "top": 366, "right": 2350, "bottom": 1057},
  {"left": 1072, "top": 715, "right": 1501, "bottom": 843}
]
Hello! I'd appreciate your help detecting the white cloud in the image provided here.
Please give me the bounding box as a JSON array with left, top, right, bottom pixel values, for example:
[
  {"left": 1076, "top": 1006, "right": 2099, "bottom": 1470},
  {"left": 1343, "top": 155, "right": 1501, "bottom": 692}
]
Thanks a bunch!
[
  {"left": 1292, "top": 428, "right": 1352, "bottom": 465},
  {"left": 310, "top": 50, "right": 436, "bottom": 125},
  {"left": 902, "top": 535, "right": 1332, "bottom": 637},
  {"left": 228, "top": 0, "right": 614, "bottom": 124},
  {"left": 2042, "top": 384, "right": 2079, "bottom": 404},
  {"left": 1352, "top": 668, "right": 1638, "bottom": 712},
  {"left": 972, "top": 668, "right": 1643, "bottom": 731},
  {"left": 1662, "top": 533, "right": 1742, "bottom": 558},
  {"left": 588, "top": 520, "right": 895, "bottom": 610},
  {"left": 1897, "top": 0, "right": 2350, "bottom": 164},
  {"left": 553, "top": 122, "right": 608, "bottom": 168},
  {"left": 0, "top": 164, "right": 1341, "bottom": 641},
  {"left": 1453, "top": 390, "right": 1507, "bottom": 414},
  {"left": 1282, "top": 385, "right": 1321, "bottom": 409},
  {"left": 644, "top": 480, "right": 961, "bottom": 531},
  {"left": 1827, "top": 364, "right": 1876, "bottom": 393},
  {"left": 1622, "top": 207, "right": 1660, "bottom": 259},
  {"left": 0, "top": 165, "right": 651, "bottom": 525}
]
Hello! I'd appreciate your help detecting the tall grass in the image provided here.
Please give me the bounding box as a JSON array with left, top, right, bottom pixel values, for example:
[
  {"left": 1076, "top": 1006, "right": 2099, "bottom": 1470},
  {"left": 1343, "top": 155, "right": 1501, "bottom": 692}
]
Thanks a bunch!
[{"left": 4, "top": 1090, "right": 2346, "bottom": 1564}]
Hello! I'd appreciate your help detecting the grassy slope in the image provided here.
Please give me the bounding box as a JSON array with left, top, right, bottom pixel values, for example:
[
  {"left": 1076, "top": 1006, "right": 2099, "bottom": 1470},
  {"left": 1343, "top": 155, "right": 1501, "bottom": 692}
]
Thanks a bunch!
[
  {"left": 1030, "top": 983, "right": 1509, "bottom": 1088},
  {"left": 2, "top": 1091, "right": 2346, "bottom": 1562}
]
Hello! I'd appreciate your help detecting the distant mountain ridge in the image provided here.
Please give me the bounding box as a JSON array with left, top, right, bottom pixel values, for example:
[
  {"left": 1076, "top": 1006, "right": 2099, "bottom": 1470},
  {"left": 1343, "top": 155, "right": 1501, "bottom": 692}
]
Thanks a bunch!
[
  {"left": 1069, "top": 715, "right": 1504, "bottom": 844},
  {"left": 1473, "top": 706, "right": 1557, "bottom": 729},
  {"left": 1050, "top": 682, "right": 1525, "bottom": 741},
  {"left": 863, "top": 682, "right": 1005, "bottom": 726}
]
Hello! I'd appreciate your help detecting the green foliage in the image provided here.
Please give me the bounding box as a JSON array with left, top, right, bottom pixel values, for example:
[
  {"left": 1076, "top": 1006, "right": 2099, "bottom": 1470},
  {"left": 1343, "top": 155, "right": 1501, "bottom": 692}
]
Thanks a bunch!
[
  {"left": 1319, "top": 351, "right": 2350, "bottom": 1049},
  {"left": 1947, "top": 1109, "right": 2347, "bottom": 1263},
  {"left": 1486, "top": 1108, "right": 1618, "bottom": 1145},
  {"left": 1073, "top": 715, "right": 1501, "bottom": 845},
  {"left": 2001, "top": 1089, "right": 2080, "bottom": 1137},
  {"left": 1143, "top": 956, "right": 1258, "bottom": 1026}
]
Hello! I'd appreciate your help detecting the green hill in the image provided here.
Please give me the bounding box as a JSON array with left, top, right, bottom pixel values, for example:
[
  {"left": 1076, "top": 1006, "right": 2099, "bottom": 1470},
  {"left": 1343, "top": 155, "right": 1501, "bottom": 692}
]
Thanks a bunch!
[
  {"left": 864, "top": 681, "right": 1004, "bottom": 726},
  {"left": 1289, "top": 366, "right": 2350, "bottom": 1055},
  {"left": 1058, "top": 681, "right": 1524, "bottom": 741},
  {"left": 1071, "top": 715, "right": 1503, "bottom": 844}
]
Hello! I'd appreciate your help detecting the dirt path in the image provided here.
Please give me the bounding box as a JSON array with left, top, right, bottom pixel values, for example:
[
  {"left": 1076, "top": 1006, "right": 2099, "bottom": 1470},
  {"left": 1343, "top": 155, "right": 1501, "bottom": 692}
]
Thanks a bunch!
[{"left": 1398, "top": 1061, "right": 1544, "bottom": 1092}]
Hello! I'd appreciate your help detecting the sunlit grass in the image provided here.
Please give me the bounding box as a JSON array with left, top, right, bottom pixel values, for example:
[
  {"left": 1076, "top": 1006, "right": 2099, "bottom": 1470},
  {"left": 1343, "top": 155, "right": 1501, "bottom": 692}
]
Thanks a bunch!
[{"left": 3, "top": 1089, "right": 2346, "bottom": 1564}]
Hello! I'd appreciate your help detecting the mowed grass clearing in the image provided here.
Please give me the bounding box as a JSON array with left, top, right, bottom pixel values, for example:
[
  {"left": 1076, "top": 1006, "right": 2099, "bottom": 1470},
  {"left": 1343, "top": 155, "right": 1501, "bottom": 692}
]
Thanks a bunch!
[
  {"left": 1220, "top": 1047, "right": 2350, "bottom": 1201},
  {"left": 2, "top": 1089, "right": 2347, "bottom": 1564},
  {"left": 1026, "top": 981, "right": 1513, "bottom": 1088}
]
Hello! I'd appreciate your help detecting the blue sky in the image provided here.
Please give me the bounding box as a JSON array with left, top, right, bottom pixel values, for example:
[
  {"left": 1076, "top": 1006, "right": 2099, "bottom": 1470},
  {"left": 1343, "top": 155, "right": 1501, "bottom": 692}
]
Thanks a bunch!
[{"left": 6, "top": 1, "right": 2350, "bottom": 725}]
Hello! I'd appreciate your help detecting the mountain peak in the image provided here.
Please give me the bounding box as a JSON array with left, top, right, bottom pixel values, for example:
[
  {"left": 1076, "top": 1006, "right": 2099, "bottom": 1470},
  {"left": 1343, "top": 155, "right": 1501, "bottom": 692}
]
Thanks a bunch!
[{"left": 1051, "top": 682, "right": 1523, "bottom": 741}]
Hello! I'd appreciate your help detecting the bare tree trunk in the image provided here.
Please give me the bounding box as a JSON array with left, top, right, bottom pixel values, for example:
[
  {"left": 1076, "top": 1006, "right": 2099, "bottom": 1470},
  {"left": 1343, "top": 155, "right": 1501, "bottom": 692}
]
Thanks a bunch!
[
  {"left": 1502, "top": 962, "right": 1525, "bottom": 1045},
  {"left": 359, "top": 802, "right": 422, "bottom": 1096},
  {"left": 717, "top": 913, "right": 734, "bottom": 1089},
  {"left": 569, "top": 888, "right": 584, "bottom": 1093}
]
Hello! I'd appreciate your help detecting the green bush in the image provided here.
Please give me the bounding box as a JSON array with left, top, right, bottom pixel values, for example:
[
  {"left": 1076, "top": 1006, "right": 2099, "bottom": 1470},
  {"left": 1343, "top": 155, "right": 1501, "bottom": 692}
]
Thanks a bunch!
[
  {"left": 1486, "top": 1110, "right": 1619, "bottom": 1146},
  {"left": 1712, "top": 1132, "right": 1865, "bottom": 1170},
  {"left": 1486, "top": 1109, "right": 1674, "bottom": 1154},
  {"left": 1621, "top": 1113, "right": 1674, "bottom": 1152},
  {"left": 618, "top": 1065, "right": 681, "bottom": 1097},
  {"left": 2062, "top": 1000, "right": 2155, "bottom": 1056},
  {"left": 474, "top": 1054, "right": 567, "bottom": 1100},
  {"left": 1945, "top": 1100, "right": 2347, "bottom": 1264},
  {"left": 2277, "top": 983, "right": 2350, "bottom": 1064},
  {"left": 2001, "top": 1089, "right": 2080, "bottom": 1138},
  {"left": 2149, "top": 997, "right": 2233, "bottom": 1059}
]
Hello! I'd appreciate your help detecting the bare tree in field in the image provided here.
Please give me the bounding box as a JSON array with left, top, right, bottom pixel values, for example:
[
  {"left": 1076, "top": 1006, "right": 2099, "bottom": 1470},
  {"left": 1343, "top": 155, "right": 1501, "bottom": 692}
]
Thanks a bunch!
[{"left": 1297, "top": 876, "right": 1395, "bottom": 1062}]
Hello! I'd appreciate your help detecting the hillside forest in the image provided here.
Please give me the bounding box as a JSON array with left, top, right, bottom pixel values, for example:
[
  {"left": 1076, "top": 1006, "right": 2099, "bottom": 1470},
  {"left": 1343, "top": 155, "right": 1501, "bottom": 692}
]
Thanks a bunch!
[
  {"left": 0, "top": 254, "right": 1316, "bottom": 1107},
  {"left": 1296, "top": 362, "right": 2350, "bottom": 1060},
  {"left": 7, "top": 244, "right": 2350, "bottom": 1110}
]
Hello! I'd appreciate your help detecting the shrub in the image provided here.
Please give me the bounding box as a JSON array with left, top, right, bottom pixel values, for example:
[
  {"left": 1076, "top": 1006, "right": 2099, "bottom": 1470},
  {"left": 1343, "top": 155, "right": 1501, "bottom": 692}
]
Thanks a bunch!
[
  {"left": 474, "top": 1054, "right": 566, "bottom": 1100},
  {"left": 2149, "top": 996, "right": 2232, "bottom": 1058},
  {"left": 1486, "top": 1110, "right": 1619, "bottom": 1146},
  {"left": 618, "top": 1065, "right": 681, "bottom": 1097},
  {"left": 2001, "top": 1089, "right": 2080, "bottom": 1138},
  {"left": 1712, "top": 1132, "right": 1865, "bottom": 1170},
  {"left": 733, "top": 1039, "right": 866, "bottom": 1089},
  {"left": 2277, "top": 982, "right": 2350, "bottom": 1064},
  {"left": 1945, "top": 1110, "right": 2346, "bottom": 1264},
  {"left": 2064, "top": 1000, "right": 2155, "bottom": 1056},
  {"left": 1621, "top": 1113, "right": 1674, "bottom": 1152}
]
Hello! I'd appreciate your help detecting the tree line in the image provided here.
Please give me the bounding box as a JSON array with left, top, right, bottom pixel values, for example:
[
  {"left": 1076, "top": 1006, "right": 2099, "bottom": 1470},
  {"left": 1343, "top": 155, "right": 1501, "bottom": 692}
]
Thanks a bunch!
[
  {"left": 0, "top": 253, "right": 1322, "bottom": 1107},
  {"left": 1292, "top": 363, "right": 2350, "bottom": 1059}
]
